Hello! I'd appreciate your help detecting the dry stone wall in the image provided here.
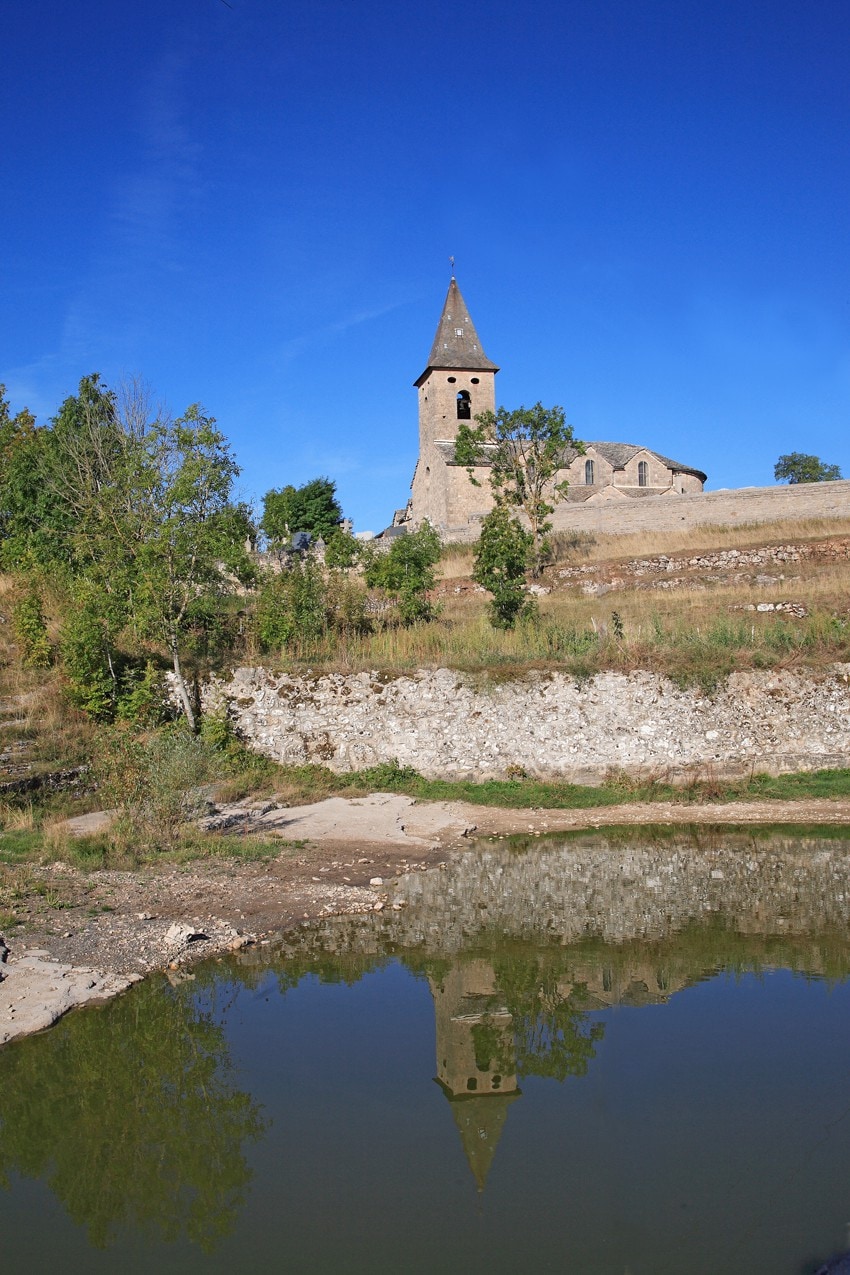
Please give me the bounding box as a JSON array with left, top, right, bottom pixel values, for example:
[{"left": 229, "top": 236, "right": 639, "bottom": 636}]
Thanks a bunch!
[
  {"left": 443, "top": 478, "right": 850, "bottom": 542},
  {"left": 208, "top": 664, "right": 850, "bottom": 783}
]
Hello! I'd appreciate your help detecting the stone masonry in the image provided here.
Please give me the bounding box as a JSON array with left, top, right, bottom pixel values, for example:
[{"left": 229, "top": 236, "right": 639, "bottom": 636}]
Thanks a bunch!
[{"left": 206, "top": 664, "right": 850, "bottom": 783}]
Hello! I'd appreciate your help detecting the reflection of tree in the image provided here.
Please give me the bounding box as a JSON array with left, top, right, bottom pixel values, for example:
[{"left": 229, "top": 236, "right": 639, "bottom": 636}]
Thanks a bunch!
[
  {"left": 0, "top": 976, "right": 264, "bottom": 1251},
  {"left": 494, "top": 953, "right": 605, "bottom": 1081}
]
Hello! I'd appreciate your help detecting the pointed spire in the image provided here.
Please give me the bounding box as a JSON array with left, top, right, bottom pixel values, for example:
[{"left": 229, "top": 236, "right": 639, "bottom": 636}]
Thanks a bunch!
[
  {"left": 444, "top": 1090, "right": 520, "bottom": 1192},
  {"left": 416, "top": 278, "right": 499, "bottom": 384}
]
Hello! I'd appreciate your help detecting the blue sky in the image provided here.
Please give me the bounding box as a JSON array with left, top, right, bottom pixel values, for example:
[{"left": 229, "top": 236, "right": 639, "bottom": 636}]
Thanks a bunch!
[{"left": 3, "top": 0, "right": 849, "bottom": 531}]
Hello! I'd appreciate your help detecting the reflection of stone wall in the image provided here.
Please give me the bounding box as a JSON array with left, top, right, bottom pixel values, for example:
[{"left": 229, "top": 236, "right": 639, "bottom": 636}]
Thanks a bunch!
[
  {"left": 209, "top": 665, "right": 850, "bottom": 782},
  {"left": 270, "top": 831, "right": 850, "bottom": 967},
  {"left": 390, "top": 832, "right": 850, "bottom": 951}
]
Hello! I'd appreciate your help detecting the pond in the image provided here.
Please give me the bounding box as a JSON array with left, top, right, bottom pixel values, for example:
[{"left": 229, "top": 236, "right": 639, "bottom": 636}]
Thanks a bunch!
[{"left": 3, "top": 826, "right": 850, "bottom": 1274}]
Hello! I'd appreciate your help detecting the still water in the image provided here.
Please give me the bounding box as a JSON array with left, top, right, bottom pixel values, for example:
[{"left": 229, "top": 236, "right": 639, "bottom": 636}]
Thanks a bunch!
[{"left": 3, "top": 826, "right": 850, "bottom": 1274}]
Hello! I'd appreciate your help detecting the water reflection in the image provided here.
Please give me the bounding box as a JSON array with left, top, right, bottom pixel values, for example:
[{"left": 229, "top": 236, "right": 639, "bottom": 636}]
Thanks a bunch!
[
  {"left": 268, "top": 825, "right": 850, "bottom": 1200},
  {"left": 3, "top": 825, "right": 850, "bottom": 1272},
  {"left": 0, "top": 974, "right": 264, "bottom": 1251}
]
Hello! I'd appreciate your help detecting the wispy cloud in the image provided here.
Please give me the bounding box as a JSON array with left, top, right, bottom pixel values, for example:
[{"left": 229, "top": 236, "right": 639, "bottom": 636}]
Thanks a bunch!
[{"left": 277, "top": 299, "right": 409, "bottom": 365}]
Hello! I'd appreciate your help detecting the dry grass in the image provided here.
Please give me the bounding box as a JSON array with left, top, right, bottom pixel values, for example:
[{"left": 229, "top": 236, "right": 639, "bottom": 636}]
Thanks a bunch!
[{"left": 549, "top": 514, "right": 850, "bottom": 567}]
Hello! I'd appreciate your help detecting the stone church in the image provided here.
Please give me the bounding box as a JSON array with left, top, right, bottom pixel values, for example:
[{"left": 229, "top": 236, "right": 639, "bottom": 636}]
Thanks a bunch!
[{"left": 403, "top": 278, "right": 706, "bottom": 537}]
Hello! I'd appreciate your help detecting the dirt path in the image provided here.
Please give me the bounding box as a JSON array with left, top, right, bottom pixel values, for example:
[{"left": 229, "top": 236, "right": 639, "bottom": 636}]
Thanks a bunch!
[{"left": 3, "top": 793, "right": 850, "bottom": 1045}]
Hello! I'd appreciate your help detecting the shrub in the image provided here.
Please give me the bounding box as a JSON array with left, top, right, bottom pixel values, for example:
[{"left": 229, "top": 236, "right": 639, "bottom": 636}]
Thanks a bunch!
[{"left": 12, "top": 588, "right": 52, "bottom": 669}]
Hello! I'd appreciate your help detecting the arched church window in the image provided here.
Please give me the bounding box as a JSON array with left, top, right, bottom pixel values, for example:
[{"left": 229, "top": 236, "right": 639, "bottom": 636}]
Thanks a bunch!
[
  {"left": 585, "top": 459, "right": 595, "bottom": 486},
  {"left": 638, "top": 460, "right": 648, "bottom": 487},
  {"left": 456, "top": 391, "right": 471, "bottom": 420}
]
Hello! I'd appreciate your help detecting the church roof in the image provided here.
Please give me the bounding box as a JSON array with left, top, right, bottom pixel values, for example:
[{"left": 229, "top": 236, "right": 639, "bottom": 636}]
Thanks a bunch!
[
  {"left": 568, "top": 441, "right": 707, "bottom": 483},
  {"left": 415, "top": 278, "right": 499, "bottom": 385},
  {"left": 435, "top": 439, "right": 707, "bottom": 483}
]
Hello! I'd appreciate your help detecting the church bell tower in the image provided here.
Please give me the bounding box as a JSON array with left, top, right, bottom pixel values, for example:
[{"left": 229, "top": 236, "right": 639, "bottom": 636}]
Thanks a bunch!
[{"left": 409, "top": 277, "right": 499, "bottom": 529}]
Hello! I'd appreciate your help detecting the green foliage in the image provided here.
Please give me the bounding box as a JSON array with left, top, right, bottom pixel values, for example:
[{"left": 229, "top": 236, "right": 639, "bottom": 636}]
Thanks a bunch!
[
  {"left": 115, "top": 660, "right": 167, "bottom": 728},
  {"left": 0, "top": 975, "right": 264, "bottom": 1251},
  {"left": 473, "top": 505, "right": 534, "bottom": 629},
  {"left": 354, "top": 758, "right": 420, "bottom": 789},
  {"left": 774, "top": 452, "right": 842, "bottom": 483},
  {"left": 59, "top": 585, "right": 123, "bottom": 721},
  {"left": 364, "top": 525, "right": 442, "bottom": 624},
  {"left": 261, "top": 476, "right": 343, "bottom": 546},
  {"left": 256, "top": 559, "right": 328, "bottom": 652},
  {"left": 455, "top": 401, "right": 581, "bottom": 575},
  {"left": 324, "top": 528, "right": 361, "bottom": 570},
  {"left": 93, "top": 727, "right": 222, "bottom": 849},
  {"left": 11, "top": 587, "right": 52, "bottom": 669},
  {"left": 495, "top": 953, "right": 606, "bottom": 1081}
]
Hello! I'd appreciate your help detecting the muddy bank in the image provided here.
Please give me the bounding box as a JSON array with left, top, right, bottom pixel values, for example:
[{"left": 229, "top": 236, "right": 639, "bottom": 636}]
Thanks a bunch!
[{"left": 4, "top": 792, "right": 850, "bottom": 1045}]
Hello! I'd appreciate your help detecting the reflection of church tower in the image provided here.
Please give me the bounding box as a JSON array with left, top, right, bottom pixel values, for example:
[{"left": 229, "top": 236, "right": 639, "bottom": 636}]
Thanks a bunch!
[
  {"left": 410, "top": 277, "right": 499, "bottom": 530},
  {"left": 429, "top": 960, "right": 520, "bottom": 1192}
]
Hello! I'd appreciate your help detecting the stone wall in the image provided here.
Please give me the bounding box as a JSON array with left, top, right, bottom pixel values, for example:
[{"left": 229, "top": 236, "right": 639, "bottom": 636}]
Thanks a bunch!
[
  {"left": 438, "top": 477, "right": 850, "bottom": 542},
  {"left": 208, "top": 664, "right": 850, "bottom": 783}
]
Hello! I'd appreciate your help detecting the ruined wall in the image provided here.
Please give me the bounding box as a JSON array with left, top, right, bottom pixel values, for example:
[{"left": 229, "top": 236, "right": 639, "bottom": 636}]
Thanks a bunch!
[{"left": 208, "top": 664, "right": 850, "bottom": 783}]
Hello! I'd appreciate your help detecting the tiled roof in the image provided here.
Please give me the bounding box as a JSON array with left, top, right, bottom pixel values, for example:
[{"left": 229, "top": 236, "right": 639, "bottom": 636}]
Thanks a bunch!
[
  {"left": 415, "top": 278, "right": 498, "bottom": 384},
  {"left": 435, "top": 439, "right": 707, "bottom": 483}
]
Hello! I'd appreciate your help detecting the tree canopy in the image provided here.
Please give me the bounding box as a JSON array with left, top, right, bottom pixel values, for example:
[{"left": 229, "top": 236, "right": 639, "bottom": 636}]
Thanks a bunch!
[
  {"left": 454, "top": 402, "right": 581, "bottom": 575},
  {"left": 261, "top": 476, "right": 343, "bottom": 547},
  {"left": 774, "top": 452, "right": 842, "bottom": 484},
  {"left": 0, "top": 376, "right": 254, "bottom": 728}
]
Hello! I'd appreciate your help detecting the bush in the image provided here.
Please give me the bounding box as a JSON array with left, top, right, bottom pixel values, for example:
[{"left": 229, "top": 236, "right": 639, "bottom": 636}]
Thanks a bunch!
[
  {"left": 94, "top": 726, "right": 222, "bottom": 849},
  {"left": 255, "top": 559, "right": 328, "bottom": 652},
  {"left": 12, "top": 588, "right": 52, "bottom": 669},
  {"left": 473, "top": 506, "right": 534, "bottom": 629},
  {"left": 364, "top": 525, "right": 442, "bottom": 625}
]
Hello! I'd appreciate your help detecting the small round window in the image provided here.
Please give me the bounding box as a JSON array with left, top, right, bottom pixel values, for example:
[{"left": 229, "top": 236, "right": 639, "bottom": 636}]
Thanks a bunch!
[
  {"left": 470, "top": 377, "right": 480, "bottom": 384},
  {"left": 447, "top": 376, "right": 457, "bottom": 383}
]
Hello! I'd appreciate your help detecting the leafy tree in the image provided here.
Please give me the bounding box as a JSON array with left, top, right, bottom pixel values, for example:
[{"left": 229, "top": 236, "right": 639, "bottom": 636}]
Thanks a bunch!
[
  {"left": 11, "top": 585, "right": 52, "bottom": 669},
  {"left": 364, "top": 524, "right": 442, "bottom": 625},
  {"left": 774, "top": 452, "right": 842, "bottom": 484},
  {"left": 495, "top": 953, "right": 605, "bottom": 1082},
  {"left": 132, "top": 405, "right": 255, "bottom": 730},
  {"left": 473, "top": 505, "right": 535, "bottom": 629},
  {"left": 323, "top": 527, "right": 361, "bottom": 570},
  {"left": 2, "top": 378, "right": 253, "bottom": 728},
  {"left": 455, "top": 401, "right": 581, "bottom": 575},
  {"left": 255, "top": 558, "right": 329, "bottom": 652},
  {"left": 261, "top": 476, "right": 343, "bottom": 548}
]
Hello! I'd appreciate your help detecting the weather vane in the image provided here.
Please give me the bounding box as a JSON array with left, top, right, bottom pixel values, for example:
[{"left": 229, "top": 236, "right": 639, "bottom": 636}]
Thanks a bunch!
[{"left": 449, "top": 255, "right": 455, "bottom": 276}]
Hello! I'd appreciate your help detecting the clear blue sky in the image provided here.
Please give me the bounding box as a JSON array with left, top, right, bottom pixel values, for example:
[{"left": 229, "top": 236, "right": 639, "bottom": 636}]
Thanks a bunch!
[{"left": 3, "top": 0, "right": 849, "bottom": 531}]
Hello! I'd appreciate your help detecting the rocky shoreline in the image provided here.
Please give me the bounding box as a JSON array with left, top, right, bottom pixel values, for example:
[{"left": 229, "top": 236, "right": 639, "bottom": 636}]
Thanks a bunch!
[{"left": 4, "top": 792, "right": 850, "bottom": 1046}]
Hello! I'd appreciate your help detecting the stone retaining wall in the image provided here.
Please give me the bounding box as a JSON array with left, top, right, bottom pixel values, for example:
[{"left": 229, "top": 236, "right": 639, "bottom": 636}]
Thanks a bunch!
[
  {"left": 208, "top": 664, "right": 850, "bottom": 783},
  {"left": 442, "top": 478, "right": 850, "bottom": 542}
]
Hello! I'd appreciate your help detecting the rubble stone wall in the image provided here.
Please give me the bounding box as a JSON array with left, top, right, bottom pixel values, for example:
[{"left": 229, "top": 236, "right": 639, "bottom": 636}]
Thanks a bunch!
[{"left": 207, "top": 664, "right": 850, "bottom": 783}]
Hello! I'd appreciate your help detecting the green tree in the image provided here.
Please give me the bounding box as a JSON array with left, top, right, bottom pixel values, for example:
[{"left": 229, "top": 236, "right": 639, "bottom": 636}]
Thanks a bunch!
[
  {"left": 774, "top": 452, "right": 842, "bottom": 483},
  {"left": 495, "top": 953, "right": 605, "bottom": 1082},
  {"left": 255, "top": 558, "right": 328, "bottom": 653},
  {"left": 364, "top": 524, "right": 442, "bottom": 625},
  {"left": 455, "top": 401, "right": 581, "bottom": 575},
  {"left": 323, "top": 527, "right": 361, "bottom": 570},
  {"left": 132, "top": 405, "right": 255, "bottom": 730},
  {"left": 261, "top": 476, "right": 343, "bottom": 549},
  {"left": 473, "top": 505, "right": 535, "bottom": 629}
]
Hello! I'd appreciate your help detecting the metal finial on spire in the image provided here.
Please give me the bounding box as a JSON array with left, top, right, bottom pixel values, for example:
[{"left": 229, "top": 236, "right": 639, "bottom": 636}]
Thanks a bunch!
[{"left": 449, "top": 255, "right": 455, "bottom": 276}]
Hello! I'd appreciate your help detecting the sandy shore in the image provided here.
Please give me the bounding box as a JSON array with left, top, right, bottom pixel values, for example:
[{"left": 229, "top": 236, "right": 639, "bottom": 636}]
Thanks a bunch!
[{"left": 3, "top": 792, "right": 850, "bottom": 1046}]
